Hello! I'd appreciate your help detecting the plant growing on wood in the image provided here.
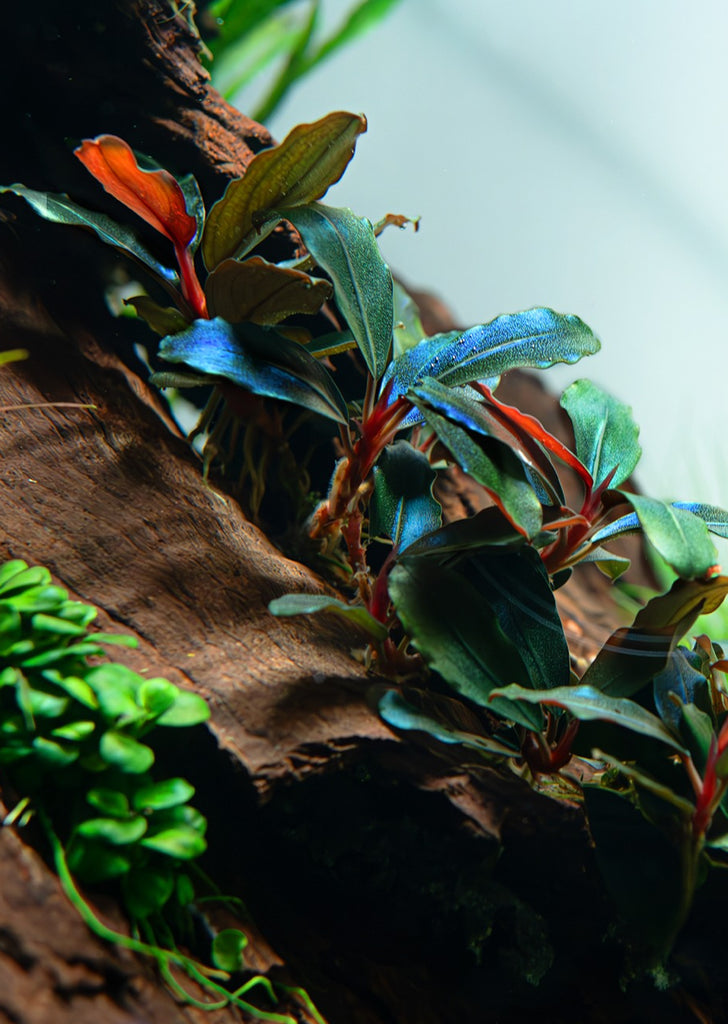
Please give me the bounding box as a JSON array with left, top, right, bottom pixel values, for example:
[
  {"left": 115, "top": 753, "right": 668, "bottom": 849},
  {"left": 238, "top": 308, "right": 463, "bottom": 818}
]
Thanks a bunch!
[
  {"left": 5, "top": 110, "right": 728, "bottom": 981},
  {"left": 0, "top": 559, "right": 320, "bottom": 1022}
]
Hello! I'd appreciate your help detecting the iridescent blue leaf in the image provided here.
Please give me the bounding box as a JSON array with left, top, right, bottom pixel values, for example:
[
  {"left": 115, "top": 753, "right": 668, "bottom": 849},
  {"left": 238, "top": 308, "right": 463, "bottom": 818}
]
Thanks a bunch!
[
  {"left": 279, "top": 203, "right": 394, "bottom": 380},
  {"left": 381, "top": 307, "right": 600, "bottom": 407},
  {"left": 560, "top": 378, "right": 641, "bottom": 489},
  {"left": 370, "top": 441, "right": 441, "bottom": 553},
  {"left": 671, "top": 502, "right": 728, "bottom": 540},
  {"left": 653, "top": 648, "right": 709, "bottom": 732},
  {"left": 154, "top": 317, "right": 348, "bottom": 424}
]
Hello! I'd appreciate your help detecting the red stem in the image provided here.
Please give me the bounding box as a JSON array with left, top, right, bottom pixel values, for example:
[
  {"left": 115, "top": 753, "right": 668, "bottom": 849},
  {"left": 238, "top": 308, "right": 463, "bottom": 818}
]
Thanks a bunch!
[{"left": 175, "top": 244, "right": 208, "bottom": 319}]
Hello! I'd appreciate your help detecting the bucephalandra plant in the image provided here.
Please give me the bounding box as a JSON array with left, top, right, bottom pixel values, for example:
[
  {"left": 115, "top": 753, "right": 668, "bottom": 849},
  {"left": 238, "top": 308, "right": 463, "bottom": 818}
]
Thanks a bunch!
[
  {"left": 6, "top": 109, "right": 728, "bottom": 979},
  {"left": 0, "top": 560, "right": 322, "bottom": 1023}
]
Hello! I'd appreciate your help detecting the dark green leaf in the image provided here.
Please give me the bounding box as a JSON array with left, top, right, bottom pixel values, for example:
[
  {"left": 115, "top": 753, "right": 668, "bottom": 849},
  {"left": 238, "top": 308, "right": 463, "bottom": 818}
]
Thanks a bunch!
[
  {"left": 0, "top": 186, "right": 178, "bottom": 283},
  {"left": 178, "top": 172, "right": 205, "bottom": 253},
  {"left": 491, "top": 684, "right": 686, "bottom": 752},
  {"left": 68, "top": 843, "right": 131, "bottom": 883},
  {"left": 154, "top": 317, "right": 349, "bottom": 424},
  {"left": 417, "top": 406, "right": 543, "bottom": 538},
  {"left": 279, "top": 203, "right": 394, "bottom": 380},
  {"left": 132, "top": 778, "right": 195, "bottom": 812},
  {"left": 381, "top": 307, "right": 600, "bottom": 406},
  {"left": 205, "top": 256, "right": 332, "bottom": 324},
  {"left": 584, "top": 786, "right": 686, "bottom": 961},
  {"left": 622, "top": 493, "right": 718, "bottom": 580},
  {"left": 122, "top": 867, "right": 175, "bottom": 919},
  {"left": 212, "top": 928, "right": 249, "bottom": 972},
  {"left": 268, "top": 593, "right": 388, "bottom": 641},
  {"left": 370, "top": 441, "right": 441, "bottom": 552},
  {"left": 125, "top": 296, "right": 190, "bottom": 336},
  {"left": 99, "top": 731, "right": 155, "bottom": 773},
  {"left": 559, "top": 379, "right": 641, "bottom": 489},
  {"left": 403, "top": 506, "right": 530, "bottom": 559},
  {"left": 653, "top": 648, "right": 709, "bottom": 732},
  {"left": 388, "top": 559, "right": 541, "bottom": 729},
  {"left": 202, "top": 111, "right": 367, "bottom": 267}
]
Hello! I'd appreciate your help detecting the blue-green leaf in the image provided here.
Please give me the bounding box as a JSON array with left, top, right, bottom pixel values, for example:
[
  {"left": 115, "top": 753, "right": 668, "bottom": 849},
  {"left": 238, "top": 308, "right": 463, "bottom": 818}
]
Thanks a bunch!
[
  {"left": 0, "top": 185, "right": 177, "bottom": 283},
  {"left": 559, "top": 379, "right": 641, "bottom": 489},
  {"left": 381, "top": 307, "right": 600, "bottom": 406},
  {"left": 671, "top": 502, "right": 728, "bottom": 540},
  {"left": 622, "top": 493, "right": 718, "bottom": 580},
  {"left": 377, "top": 689, "right": 517, "bottom": 757},
  {"left": 279, "top": 203, "right": 394, "bottom": 380},
  {"left": 491, "top": 684, "right": 686, "bottom": 752},
  {"left": 154, "top": 317, "right": 348, "bottom": 424},
  {"left": 370, "top": 441, "right": 441, "bottom": 553},
  {"left": 653, "top": 648, "right": 709, "bottom": 732}
]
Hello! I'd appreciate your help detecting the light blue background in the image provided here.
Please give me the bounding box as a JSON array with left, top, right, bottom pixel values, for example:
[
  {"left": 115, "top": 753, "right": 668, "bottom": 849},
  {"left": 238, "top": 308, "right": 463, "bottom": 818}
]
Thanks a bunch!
[{"left": 231, "top": 0, "right": 728, "bottom": 509}]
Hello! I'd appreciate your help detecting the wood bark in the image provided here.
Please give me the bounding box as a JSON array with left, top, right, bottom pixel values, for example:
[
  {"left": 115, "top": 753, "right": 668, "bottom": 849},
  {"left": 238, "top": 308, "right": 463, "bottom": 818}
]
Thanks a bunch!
[{"left": 0, "top": 4, "right": 718, "bottom": 1023}]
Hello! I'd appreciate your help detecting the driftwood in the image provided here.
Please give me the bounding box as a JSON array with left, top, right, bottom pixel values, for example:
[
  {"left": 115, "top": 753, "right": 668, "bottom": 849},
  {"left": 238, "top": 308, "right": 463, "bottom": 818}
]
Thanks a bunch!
[{"left": 0, "top": 4, "right": 715, "bottom": 1023}]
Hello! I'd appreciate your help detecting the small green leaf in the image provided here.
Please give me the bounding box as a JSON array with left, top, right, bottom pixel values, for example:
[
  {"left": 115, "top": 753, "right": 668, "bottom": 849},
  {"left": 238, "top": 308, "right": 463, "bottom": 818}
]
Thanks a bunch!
[
  {"left": 99, "top": 730, "right": 155, "bottom": 773},
  {"left": 85, "top": 664, "right": 143, "bottom": 721},
  {"left": 138, "top": 678, "right": 178, "bottom": 717},
  {"left": 26, "top": 687, "right": 69, "bottom": 718},
  {"left": 48, "top": 673, "right": 98, "bottom": 709},
  {"left": 212, "top": 928, "right": 249, "bottom": 972},
  {"left": 30, "top": 613, "right": 88, "bottom": 637},
  {"left": 155, "top": 690, "right": 210, "bottom": 727},
  {"left": 490, "top": 684, "right": 686, "bottom": 752},
  {"left": 0, "top": 186, "right": 178, "bottom": 284},
  {"left": 122, "top": 867, "right": 175, "bottom": 920},
  {"left": 202, "top": 111, "right": 367, "bottom": 267},
  {"left": 370, "top": 441, "right": 441, "bottom": 553},
  {"left": 622, "top": 493, "right": 718, "bottom": 580},
  {"left": 5, "top": 584, "right": 69, "bottom": 613},
  {"left": 132, "top": 778, "right": 195, "bottom": 812},
  {"left": 51, "top": 720, "right": 95, "bottom": 741},
  {"left": 280, "top": 203, "right": 394, "bottom": 380},
  {"left": 0, "top": 560, "right": 32, "bottom": 590},
  {"left": 269, "top": 593, "right": 388, "bottom": 641},
  {"left": 31, "top": 736, "right": 79, "bottom": 766},
  {"left": 87, "top": 788, "right": 131, "bottom": 817},
  {"left": 77, "top": 815, "right": 148, "bottom": 845},
  {"left": 559, "top": 379, "right": 641, "bottom": 489},
  {"left": 125, "top": 296, "right": 190, "bottom": 336},
  {"left": 140, "top": 825, "right": 207, "bottom": 859},
  {"left": 67, "top": 843, "right": 132, "bottom": 883},
  {"left": 205, "top": 256, "right": 332, "bottom": 324},
  {"left": 155, "top": 317, "right": 349, "bottom": 424}
]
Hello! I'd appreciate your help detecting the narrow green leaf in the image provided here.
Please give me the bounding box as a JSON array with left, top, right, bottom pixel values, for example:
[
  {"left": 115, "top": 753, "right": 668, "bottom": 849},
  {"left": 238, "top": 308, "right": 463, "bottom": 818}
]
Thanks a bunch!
[
  {"left": 205, "top": 255, "right": 332, "bottom": 324},
  {"left": 622, "top": 493, "right": 718, "bottom": 580},
  {"left": 212, "top": 928, "right": 249, "bottom": 972},
  {"left": 491, "top": 683, "right": 686, "bottom": 752},
  {"left": 417, "top": 406, "right": 543, "bottom": 539},
  {"left": 202, "top": 111, "right": 367, "bottom": 267},
  {"left": 370, "top": 441, "right": 441, "bottom": 552},
  {"left": 0, "top": 185, "right": 178, "bottom": 283},
  {"left": 154, "top": 317, "right": 349, "bottom": 424},
  {"left": 378, "top": 689, "right": 517, "bottom": 757},
  {"left": 125, "top": 296, "right": 190, "bottom": 336},
  {"left": 388, "top": 559, "right": 542, "bottom": 729},
  {"left": 280, "top": 203, "right": 394, "bottom": 380},
  {"left": 559, "top": 379, "right": 641, "bottom": 489},
  {"left": 381, "top": 308, "right": 600, "bottom": 405},
  {"left": 30, "top": 613, "right": 87, "bottom": 637},
  {"left": 269, "top": 593, "right": 388, "bottom": 641}
]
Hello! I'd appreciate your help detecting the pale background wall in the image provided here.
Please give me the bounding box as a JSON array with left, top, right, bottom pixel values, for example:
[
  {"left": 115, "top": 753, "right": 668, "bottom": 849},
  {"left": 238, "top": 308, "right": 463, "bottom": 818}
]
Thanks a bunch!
[{"left": 230, "top": 0, "right": 728, "bottom": 509}]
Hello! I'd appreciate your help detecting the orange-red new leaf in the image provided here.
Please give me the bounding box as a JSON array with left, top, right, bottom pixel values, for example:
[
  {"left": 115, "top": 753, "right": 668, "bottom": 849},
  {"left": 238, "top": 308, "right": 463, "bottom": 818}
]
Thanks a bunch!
[{"left": 74, "top": 135, "right": 196, "bottom": 250}]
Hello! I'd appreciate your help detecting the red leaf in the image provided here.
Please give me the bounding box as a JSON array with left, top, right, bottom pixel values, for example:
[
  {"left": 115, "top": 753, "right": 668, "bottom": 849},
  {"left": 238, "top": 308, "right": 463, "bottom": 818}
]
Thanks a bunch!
[{"left": 74, "top": 135, "right": 196, "bottom": 250}]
